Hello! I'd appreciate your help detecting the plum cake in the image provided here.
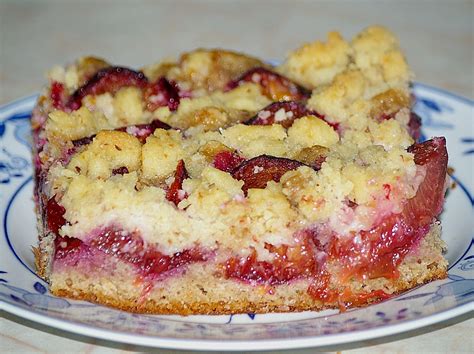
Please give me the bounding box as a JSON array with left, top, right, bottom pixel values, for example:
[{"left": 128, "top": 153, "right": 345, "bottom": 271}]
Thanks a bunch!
[{"left": 32, "top": 26, "right": 448, "bottom": 314}]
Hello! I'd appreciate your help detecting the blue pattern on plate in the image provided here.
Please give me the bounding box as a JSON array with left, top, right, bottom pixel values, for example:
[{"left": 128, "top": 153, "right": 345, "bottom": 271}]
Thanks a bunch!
[
  {"left": 460, "top": 138, "right": 474, "bottom": 155},
  {"left": 0, "top": 148, "right": 30, "bottom": 184},
  {"left": 395, "top": 243, "right": 474, "bottom": 305},
  {"left": 0, "top": 112, "right": 32, "bottom": 148},
  {"left": 0, "top": 85, "right": 472, "bottom": 347},
  {"left": 414, "top": 97, "right": 454, "bottom": 130}
]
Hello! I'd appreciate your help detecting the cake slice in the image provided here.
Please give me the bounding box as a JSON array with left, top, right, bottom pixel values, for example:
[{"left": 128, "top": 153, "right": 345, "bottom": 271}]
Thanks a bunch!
[{"left": 33, "top": 26, "right": 448, "bottom": 314}]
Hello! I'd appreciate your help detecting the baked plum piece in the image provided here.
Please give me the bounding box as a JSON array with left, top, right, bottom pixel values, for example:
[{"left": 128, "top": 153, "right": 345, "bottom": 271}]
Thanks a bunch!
[
  {"left": 226, "top": 67, "right": 310, "bottom": 101},
  {"left": 232, "top": 155, "right": 306, "bottom": 194},
  {"left": 67, "top": 67, "right": 149, "bottom": 110}
]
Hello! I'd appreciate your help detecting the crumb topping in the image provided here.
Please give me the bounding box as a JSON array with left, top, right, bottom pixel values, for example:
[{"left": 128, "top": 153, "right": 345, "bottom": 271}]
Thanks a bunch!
[
  {"left": 36, "top": 25, "right": 423, "bottom": 258},
  {"left": 143, "top": 49, "right": 265, "bottom": 93},
  {"left": 278, "top": 31, "right": 352, "bottom": 88}
]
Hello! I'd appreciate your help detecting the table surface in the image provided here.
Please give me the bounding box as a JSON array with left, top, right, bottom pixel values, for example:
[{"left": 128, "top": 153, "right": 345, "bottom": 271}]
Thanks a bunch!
[{"left": 0, "top": 0, "right": 472, "bottom": 353}]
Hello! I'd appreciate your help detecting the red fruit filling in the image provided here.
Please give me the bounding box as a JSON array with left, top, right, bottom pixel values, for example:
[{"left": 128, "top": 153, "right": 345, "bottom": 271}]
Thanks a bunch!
[
  {"left": 223, "top": 228, "right": 391, "bottom": 308},
  {"left": 407, "top": 112, "right": 422, "bottom": 141},
  {"left": 46, "top": 196, "right": 207, "bottom": 278},
  {"left": 212, "top": 151, "right": 246, "bottom": 173},
  {"left": 144, "top": 77, "right": 181, "bottom": 112},
  {"left": 111, "top": 166, "right": 129, "bottom": 176},
  {"left": 307, "top": 271, "right": 390, "bottom": 310},
  {"left": 72, "top": 135, "right": 94, "bottom": 148},
  {"left": 55, "top": 236, "right": 84, "bottom": 260},
  {"left": 166, "top": 160, "right": 189, "bottom": 206},
  {"left": 67, "top": 66, "right": 149, "bottom": 110},
  {"left": 116, "top": 119, "right": 172, "bottom": 143},
  {"left": 90, "top": 228, "right": 208, "bottom": 276},
  {"left": 46, "top": 196, "right": 66, "bottom": 236},
  {"left": 224, "top": 237, "right": 321, "bottom": 285},
  {"left": 329, "top": 137, "right": 448, "bottom": 280},
  {"left": 405, "top": 137, "right": 448, "bottom": 225},
  {"left": 53, "top": 228, "right": 208, "bottom": 278},
  {"left": 50, "top": 81, "right": 66, "bottom": 110},
  {"left": 245, "top": 101, "right": 322, "bottom": 129},
  {"left": 226, "top": 67, "right": 310, "bottom": 101},
  {"left": 232, "top": 155, "right": 305, "bottom": 194},
  {"left": 72, "top": 119, "right": 171, "bottom": 147}
]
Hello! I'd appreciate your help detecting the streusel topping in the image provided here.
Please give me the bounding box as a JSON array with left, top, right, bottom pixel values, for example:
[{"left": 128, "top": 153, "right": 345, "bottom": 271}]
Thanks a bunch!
[{"left": 38, "top": 26, "right": 420, "bottom": 257}]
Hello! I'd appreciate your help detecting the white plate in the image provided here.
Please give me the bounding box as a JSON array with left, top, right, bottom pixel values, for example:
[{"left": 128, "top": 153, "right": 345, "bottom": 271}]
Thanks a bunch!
[{"left": 0, "top": 84, "right": 472, "bottom": 351}]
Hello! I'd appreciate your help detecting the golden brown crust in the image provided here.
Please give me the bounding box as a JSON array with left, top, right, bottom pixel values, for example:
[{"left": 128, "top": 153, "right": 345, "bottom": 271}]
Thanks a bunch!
[
  {"left": 53, "top": 272, "right": 447, "bottom": 316},
  {"left": 33, "top": 246, "right": 45, "bottom": 279},
  {"left": 51, "top": 288, "right": 327, "bottom": 315},
  {"left": 33, "top": 233, "right": 54, "bottom": 282},
  {"left": 50, "top": 266, "right": 446, "bottom": 316}
]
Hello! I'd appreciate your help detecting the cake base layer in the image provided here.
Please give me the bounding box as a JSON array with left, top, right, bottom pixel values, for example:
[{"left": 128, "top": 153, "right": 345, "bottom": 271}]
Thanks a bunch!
[{"left": 43, "top": 224, "right": 447, "bottom": 315}]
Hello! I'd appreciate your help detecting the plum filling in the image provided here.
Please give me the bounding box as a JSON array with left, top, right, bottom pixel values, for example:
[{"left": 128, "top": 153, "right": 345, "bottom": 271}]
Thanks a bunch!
[
  {"left": 65, "top": 66, "right": 184, "bottom": 112},
  {"left": 144, "top": 77, "right": 181, "bottom": 112},
  {"left": 90, "top": 228, "right": 208, "bottom": 277},
  {"left": 212, "top": 151, "right": 246, "bottom": 173},
  {"left": 307, "top": 270, "right": 391, "bottom": 310},
  {"left": 407, "top": 112, "right": 422, "bottom": 141},
  {"left": 224, "top": 236, "right": 322, "bottom": 285},
  {"left": 72, "top": 119, "right": 172, "bottom": 148},
  {"left": 330, "top": 217, "right": 429, "bottom": 280},
  {"left": 111, "top": 166, "right": 129, "bottom": 176},
  {"left": 46, "top": 196, "right": 66, "bottom": 236},
  {"left": 50, "top": 81, "right": 66, "bottom": 110},
  {"left": 72, "top": 135, "right": 94, "bottom": 148},
  {"left": 329, "top": 137, "right": 448, "bottom": 280},
  {"left": 226, "top": 67, "right": 310, "bottom": 101},
  {"left": 231, "top": 155, "right": 306, "bottom": 194},
  {"left": 166, "top": 160, "right": 189, "bottom": 206},
  {"left": 54, "top": 236, "right": 85, "bottom": 260},
  {"left": 46, "top": 195, "right": 207, "bottom": 277},
  {"left": 53, "top": 228, "right": 208, "bottom": 278},
  {"left": 245, "top": 101, "right": 317, "bottom": 128},
  {"left": 67, "top": 66, "right": 149, "bottom": 110},
  {"left": 244, "top": 101, "right": 335, "bottom": 130},
  {"left": 223, "top": 234, "right": 391, "bottom": 309},
  {"left": 116, "top": 119, "right": 172, "bottom": 143}
]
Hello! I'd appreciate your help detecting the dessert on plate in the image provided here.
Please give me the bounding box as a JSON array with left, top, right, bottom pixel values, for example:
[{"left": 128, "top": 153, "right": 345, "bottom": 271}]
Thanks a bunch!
[{"left": 32, "top": 26, "right": 448, "bottom": 314}]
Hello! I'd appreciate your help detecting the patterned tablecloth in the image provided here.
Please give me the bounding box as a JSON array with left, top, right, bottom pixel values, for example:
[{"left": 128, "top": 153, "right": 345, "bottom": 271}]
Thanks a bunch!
[{"left": 0, "top": 0, "right": 472, "bottom": 353}]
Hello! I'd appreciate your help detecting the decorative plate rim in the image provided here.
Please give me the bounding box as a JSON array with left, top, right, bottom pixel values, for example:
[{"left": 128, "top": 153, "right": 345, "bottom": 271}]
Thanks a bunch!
[
  {"left": 0, "top": 83, "right": 472, "bottom": 351},
  {"left": 1, "top": 300, "right": 472, "bottom": 351}
]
